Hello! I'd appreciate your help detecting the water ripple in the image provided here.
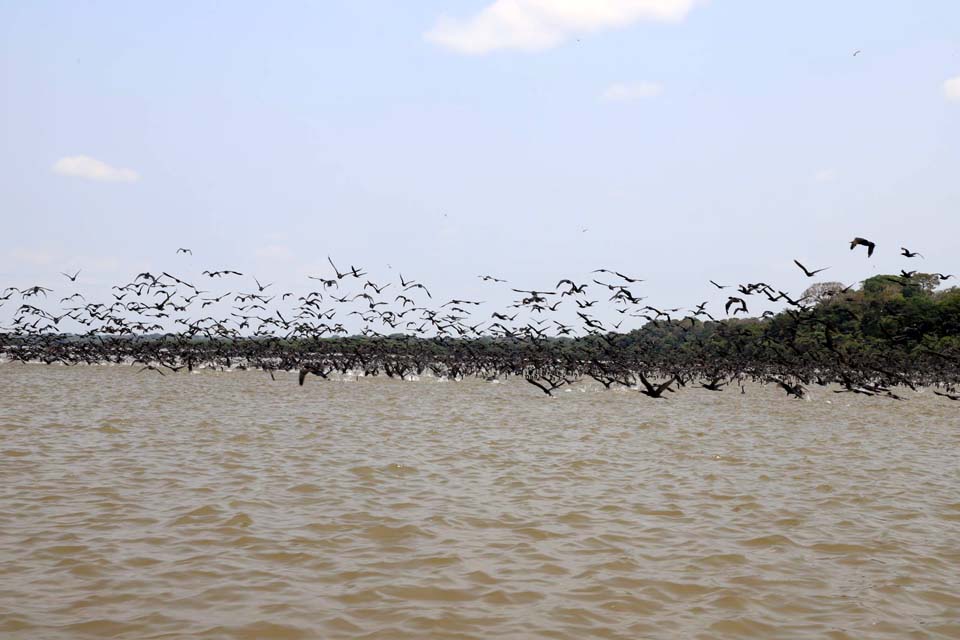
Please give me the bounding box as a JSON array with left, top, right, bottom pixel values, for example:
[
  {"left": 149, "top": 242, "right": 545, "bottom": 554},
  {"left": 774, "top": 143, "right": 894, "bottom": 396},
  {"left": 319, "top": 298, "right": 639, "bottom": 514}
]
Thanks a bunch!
[{"left": 1, "top": 362, "right": 959, "bottom": 639}]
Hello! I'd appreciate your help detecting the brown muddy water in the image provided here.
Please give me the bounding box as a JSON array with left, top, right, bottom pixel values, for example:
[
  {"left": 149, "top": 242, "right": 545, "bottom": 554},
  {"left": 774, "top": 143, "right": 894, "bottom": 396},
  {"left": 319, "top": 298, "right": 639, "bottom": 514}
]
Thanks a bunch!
[{"left": 1, "top": 363, "right": 959, "bottom": 639}]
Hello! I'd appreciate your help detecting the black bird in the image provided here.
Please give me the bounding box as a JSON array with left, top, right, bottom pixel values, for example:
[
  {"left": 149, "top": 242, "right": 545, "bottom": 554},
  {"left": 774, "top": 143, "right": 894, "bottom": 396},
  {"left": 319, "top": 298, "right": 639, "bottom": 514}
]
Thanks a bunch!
[
  {"left": 770, "top": 377, "right": 804, "bottom": 399},
  {"left": 327, "top": 256, "right": 348, "bottom": 280},
  {"left": 441, "top": 299, "right": 483, "bottom": 307},
  {"left": 594, "top": 269, "right": 643, "bottom": 283},
  {"left": 308, "top": 275, "right": 339, "bottom": 288},
  {"left": 793, "top": 260, "right": 829, "bottom": 278},
  {"left": 61, "top": 270, "right": 81, "bottom": 282},
  {"left": 934, "top": 273, "right": 954, "bottom": 280},
  {"left": 725, "top": 297, "right": 748, "bottom": 315},
  {"left": 364, "top": 280, "right": 391, "bottom": 294},
  {"left": 404, "top": 282, "right": 432, "bottom": 298},
  {"left": 19, "top": 286, "right": 52, "bottom": 298},
  {"left": 636, "top": 372, "right": 675, "bottom": 399},
  {"left": 479, "top": 275, "right": 507, "bottom": 283},
  {"left": 176, "top": 248, "right": 192, "bottom": 255},
  {"left": 138, "top": 365, "right": 166, "bottom": 376},
  {"left": 613, "top": 271, "right": 643, "bottom": 283},
  {"left": 850, "top": 237, "right": 875, "bottom": 257},
  {"left": 556, "top": 279, "right": 588, "bottom": 295},
  {"left": 900, "top": 247, "right": 923, "bottom": 258},
  {"left": 253, "top": 277, "right": 273, "bottom": 292},
  {"left": 709, "top": 280, "right": 729, "bottom": 289}
]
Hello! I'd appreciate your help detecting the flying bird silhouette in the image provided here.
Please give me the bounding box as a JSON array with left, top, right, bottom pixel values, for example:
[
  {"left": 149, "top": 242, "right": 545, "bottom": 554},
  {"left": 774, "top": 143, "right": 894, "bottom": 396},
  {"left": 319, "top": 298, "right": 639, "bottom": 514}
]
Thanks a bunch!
[
  {"left": 793, "top": 260, "right": 830, "bottom": 278},
  {"left": 850, "top": 237, "right": 875, "bottom": 257}
]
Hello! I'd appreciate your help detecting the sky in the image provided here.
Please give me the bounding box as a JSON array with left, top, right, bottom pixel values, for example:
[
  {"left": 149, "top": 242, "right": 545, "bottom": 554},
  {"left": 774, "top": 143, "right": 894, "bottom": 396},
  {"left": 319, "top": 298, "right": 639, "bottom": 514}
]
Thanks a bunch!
[{"left": 2, "top": 0, "right": 959, "bottom": 323}]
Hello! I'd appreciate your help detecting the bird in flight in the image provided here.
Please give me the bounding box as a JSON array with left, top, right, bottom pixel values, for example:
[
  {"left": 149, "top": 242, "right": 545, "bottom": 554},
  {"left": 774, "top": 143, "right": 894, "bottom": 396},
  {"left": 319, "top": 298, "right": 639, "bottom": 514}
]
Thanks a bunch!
[
  {"left": 900, "top": 247, "right": 923, "bottom": 258},
  {"left": 709, "top": 280, "right": 729, "bottom": 289},
  {"left": 793, "top": 260, "right": 830, "bottom": 278},
  {"left": 853, "top": 49, "right": 861, "bottom": 57},
  {"left": 60, "top": 270, "right": 81, "bottom": 282},
  {"left": 725, "top": 296, "right": 748, "bottom": 315},
  {"left": 593, "top": 269, "right": 643, "bottom": 283},
  {"left": 850, "top": 237, "right": 875, "bottom": 257},
  {"left": 176, "top": 248, "right": 192, "bottom": 255}
]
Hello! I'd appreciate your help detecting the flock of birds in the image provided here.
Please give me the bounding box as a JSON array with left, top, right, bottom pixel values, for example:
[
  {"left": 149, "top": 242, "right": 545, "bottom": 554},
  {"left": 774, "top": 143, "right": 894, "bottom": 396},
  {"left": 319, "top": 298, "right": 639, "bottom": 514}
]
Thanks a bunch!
[{"left": 1, "top": 235, "right": 959, "bottom": 403}]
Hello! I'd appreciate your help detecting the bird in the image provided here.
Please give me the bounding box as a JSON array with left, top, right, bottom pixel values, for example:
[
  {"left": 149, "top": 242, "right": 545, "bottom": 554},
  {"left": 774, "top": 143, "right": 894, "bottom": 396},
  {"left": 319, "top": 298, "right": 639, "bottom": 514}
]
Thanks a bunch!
[
  {"left": 6, "top": 231, "right": 958, "bottom": 402},
  {"left": 793, "top": 260, "right": 830, "bottom": 278},
  {"left": 853, "top": 49, "right": 861, "bottom": 56},
  {"left": 61, "top": 270, "right": 81, "bottom": 282},
  {"left": 900, "top": 247, "right": 923, "bottom": 258},
  {"left": 770, "top": 377, "right": 804, "bottom": 399},
  {"left": 364, "top": 280, "right": 391, "bottom": 295},
  {"left": 557, "top": 279, "right": 588, "bottom": 295},
  {"left": 850, "top": 237, "right": 876, "bottom": 257},
  {"left": 307, "top": 275, "right": 338, "bottom": 288},
  {"left": 593, "top": 269, "right": 643, "bottom": 283},
  {"left": 327, "top": 256, "right": 349, "bottom": 280},
  {"left": 725, "top": 297, "right": 748, "bottom": 315},
  {"left": 636, "top": 373, "right": 676, "bottom": 399},
  {"left": 404, "top": 282, "right": 432, "bottom": 298}
]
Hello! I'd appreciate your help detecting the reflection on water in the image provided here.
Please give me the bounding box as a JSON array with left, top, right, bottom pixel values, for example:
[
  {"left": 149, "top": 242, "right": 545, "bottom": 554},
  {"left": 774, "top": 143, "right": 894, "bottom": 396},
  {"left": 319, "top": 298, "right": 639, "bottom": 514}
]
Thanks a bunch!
[{"left": 1, "top": 363, "right": 959, "bottom": 639}]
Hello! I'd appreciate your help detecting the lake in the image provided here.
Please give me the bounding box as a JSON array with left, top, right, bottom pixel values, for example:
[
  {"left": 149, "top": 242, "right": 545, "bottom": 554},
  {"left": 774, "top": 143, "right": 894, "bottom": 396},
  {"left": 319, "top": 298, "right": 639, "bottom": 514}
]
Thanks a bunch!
[{"left": 1, "top": 363, "right": 958, "bottom": 639}]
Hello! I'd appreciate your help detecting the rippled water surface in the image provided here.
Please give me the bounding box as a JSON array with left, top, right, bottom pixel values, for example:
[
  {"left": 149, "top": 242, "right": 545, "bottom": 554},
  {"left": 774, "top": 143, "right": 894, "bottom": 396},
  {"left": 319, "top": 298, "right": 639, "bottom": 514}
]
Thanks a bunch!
[{"left": 1, "top": 363, "right": 959, "bottom": 639}]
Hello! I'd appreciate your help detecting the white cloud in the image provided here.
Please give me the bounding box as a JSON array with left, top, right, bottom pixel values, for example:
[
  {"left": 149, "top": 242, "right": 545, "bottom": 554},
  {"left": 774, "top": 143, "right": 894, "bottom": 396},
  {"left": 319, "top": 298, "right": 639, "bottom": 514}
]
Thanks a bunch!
[
  {"left": 601, "top": 81, "right": 663, "bottom": 102},
  {"left": 944, "top": 75, "right": 960, "bottom": 102},
  {"left": 52, "top": 155, "right": 139, "bottom": 182},
  {"left": 425, "top": 0, "right": 698, "bottom": 54}
]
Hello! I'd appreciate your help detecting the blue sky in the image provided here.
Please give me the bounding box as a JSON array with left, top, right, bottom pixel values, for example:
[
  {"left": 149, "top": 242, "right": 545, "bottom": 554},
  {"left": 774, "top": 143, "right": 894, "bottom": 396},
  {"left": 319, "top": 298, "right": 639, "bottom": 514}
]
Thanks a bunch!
[{"left": 2, "top": 0, "right": 959, "bottom": 319}]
